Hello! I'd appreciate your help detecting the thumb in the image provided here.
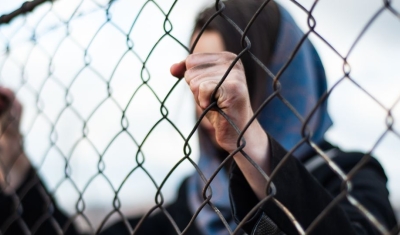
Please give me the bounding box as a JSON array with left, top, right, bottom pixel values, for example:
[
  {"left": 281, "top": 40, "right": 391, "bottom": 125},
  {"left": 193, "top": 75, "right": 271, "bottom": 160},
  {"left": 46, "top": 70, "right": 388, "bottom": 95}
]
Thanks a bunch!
[{"left": 170, "top": 60, "right": 186, "bottom": 79}]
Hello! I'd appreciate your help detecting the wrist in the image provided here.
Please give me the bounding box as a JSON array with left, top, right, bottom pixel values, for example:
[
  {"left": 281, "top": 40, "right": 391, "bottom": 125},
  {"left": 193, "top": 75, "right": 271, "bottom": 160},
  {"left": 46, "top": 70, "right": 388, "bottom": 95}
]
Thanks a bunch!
[{"left": 229, "top": 119, "right": 270, "bottom": 173}]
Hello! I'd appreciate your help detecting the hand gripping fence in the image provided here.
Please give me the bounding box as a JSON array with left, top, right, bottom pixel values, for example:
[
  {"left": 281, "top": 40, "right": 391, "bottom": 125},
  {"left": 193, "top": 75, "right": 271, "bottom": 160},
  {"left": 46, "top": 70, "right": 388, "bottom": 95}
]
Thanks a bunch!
[{"left": 0, "top": 0, "right": 399, "bottom": 234}]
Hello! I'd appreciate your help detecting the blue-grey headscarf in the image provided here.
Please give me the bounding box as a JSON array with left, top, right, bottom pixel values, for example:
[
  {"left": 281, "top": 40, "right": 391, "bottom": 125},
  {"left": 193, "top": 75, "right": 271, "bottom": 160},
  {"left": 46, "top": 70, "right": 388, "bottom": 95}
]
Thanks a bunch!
[{"left": 187, "top": 4, "right": 332, "bottom": 235}]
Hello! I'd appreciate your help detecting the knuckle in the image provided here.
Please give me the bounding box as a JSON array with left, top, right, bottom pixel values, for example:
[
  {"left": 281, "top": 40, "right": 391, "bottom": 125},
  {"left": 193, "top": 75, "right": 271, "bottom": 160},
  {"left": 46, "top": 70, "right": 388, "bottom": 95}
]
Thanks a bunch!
[
  {"left": 199, "top": 81, "right": 213, "bottom": 94},
  {"left": 222, "top": 51, "right": 237, "bottom": 59},
  {"left": 236, "top": 58, "right": 244, "bottom": 69},
  {"left": 189, "top": 80, "right": 198, "bottom": 94},
  {"left": 185, "top": 54, "right": 197, "bottom": 70},
  {"left": 228, "top": 80, "right": 246, "bottom": 94},
  {"left": 233, "top": 62, "right": 242, "bottom": 71},
  {"left": 184, "top": 69, "right": 198, "bottom": 83},
  {"left": 184, "top": 70, "right": 192, "bottom": 82},
  {"left": 220, "top": 52, "right": 244, "bottom": 71}
]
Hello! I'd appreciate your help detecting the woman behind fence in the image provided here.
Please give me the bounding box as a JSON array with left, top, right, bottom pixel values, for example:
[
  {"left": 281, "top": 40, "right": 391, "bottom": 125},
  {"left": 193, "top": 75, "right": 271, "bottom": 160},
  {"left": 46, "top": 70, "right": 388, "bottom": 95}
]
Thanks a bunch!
[{"left": 0, "top": 0, "right": 397, "bottom": 234}]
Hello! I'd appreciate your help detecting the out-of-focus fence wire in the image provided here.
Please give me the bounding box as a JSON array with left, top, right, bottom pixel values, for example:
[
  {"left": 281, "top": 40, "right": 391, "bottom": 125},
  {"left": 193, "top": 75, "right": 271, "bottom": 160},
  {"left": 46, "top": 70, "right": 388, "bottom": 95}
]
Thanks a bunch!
[{"left": 0, "top": 0, "right": 399, "bottom": 234}]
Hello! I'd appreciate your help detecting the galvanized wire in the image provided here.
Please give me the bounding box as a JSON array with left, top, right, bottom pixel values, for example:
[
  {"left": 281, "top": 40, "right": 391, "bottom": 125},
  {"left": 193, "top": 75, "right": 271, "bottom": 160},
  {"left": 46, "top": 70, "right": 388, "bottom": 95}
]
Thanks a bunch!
[{"left": 0, "top": 0, "right": 399, "bottom": 234}]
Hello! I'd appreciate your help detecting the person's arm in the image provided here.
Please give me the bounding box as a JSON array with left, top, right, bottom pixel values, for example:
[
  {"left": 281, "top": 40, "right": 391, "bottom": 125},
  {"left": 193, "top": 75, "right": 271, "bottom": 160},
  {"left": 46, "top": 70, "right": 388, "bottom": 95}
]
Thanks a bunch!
[
  {"left": 0, "top": 87, "right": 79, "bottom": 235},
  {"left": 229, "top": 136, "right": 398, "bottom": 235},
  {"left": 170, "top": 52, "right": 271, "bottom": 199},
  {"left": 0, "top": 87, "right": 30, "bottom": 192},
  {"left": 169, "top": 54, "right": 397, "bottom": 234}
]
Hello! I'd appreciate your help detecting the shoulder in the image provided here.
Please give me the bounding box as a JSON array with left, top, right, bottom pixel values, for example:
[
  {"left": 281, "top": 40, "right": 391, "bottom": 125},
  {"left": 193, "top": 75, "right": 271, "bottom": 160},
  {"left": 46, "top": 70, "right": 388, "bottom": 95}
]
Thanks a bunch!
[{"left": 305, "top": 147, "right": 388, "bottom": 186}]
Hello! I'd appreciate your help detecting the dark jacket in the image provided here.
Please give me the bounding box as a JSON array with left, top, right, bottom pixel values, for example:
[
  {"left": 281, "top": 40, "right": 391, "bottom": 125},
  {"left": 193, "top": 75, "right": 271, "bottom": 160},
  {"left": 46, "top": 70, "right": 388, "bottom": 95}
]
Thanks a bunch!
[
  {"left": 230, "top": 138, "right": 398, "bottom": 235},
  {"left": 0, "top": 138, "right": 397, "bottom": 234}
]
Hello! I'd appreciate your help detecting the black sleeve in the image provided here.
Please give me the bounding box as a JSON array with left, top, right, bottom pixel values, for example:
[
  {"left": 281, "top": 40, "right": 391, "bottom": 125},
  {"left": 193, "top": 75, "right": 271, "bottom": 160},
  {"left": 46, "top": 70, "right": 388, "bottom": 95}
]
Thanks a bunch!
[
  {"left": 229, "top": 137, "right": 398, "bottom": 235},
  {"left": 0, "top": 167, "right": 79, "bottom": 235}
]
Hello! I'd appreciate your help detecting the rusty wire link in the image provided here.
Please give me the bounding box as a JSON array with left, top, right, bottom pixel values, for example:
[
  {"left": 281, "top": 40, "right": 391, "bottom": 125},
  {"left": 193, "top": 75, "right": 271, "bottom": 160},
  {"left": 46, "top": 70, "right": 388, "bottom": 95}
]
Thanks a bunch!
[{"left": 0, "top": 0, "right": 399, "bottom": 234}]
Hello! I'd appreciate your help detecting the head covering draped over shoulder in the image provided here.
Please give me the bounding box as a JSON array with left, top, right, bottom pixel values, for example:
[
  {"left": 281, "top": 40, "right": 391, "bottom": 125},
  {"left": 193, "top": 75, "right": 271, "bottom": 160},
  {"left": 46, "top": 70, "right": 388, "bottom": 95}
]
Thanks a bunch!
[
  {"left": 187, "top": 3, "right": 332, "bottom": 235},
  {"left": 259, "top": 8, "right": 332, "bottom": 159}
]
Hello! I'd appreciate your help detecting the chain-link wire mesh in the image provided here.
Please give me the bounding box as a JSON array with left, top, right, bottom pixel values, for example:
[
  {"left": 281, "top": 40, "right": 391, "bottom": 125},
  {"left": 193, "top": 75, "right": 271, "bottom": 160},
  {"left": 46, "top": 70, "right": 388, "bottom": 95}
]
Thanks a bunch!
[{"left": 0, "top": 0, "right": 399, "bottom": 234}]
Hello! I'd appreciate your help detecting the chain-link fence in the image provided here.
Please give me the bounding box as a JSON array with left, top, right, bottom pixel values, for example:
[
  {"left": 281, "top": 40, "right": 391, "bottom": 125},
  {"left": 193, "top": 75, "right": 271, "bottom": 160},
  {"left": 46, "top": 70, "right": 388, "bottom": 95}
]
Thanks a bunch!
[{"left": 0, "top": 0, "right": 399, "bottom": 234}]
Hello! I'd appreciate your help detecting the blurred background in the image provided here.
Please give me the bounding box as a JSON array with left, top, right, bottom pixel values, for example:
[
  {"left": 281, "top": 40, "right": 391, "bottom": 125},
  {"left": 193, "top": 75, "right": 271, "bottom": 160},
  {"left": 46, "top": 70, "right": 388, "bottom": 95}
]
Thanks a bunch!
[{"left": 1, "top": 0, "right": 399, "bottom": 231}]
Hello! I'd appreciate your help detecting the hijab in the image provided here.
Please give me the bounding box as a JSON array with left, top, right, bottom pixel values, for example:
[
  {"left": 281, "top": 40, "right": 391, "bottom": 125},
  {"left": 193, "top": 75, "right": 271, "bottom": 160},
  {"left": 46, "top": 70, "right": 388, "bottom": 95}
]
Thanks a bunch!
[{"left": 187, "top": 2, "right": 332, "bottom": 234}]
